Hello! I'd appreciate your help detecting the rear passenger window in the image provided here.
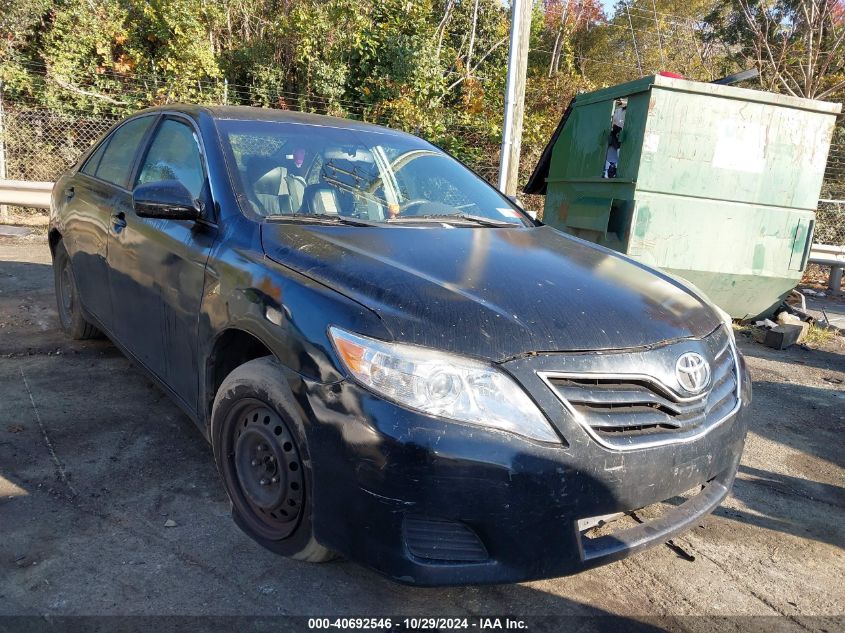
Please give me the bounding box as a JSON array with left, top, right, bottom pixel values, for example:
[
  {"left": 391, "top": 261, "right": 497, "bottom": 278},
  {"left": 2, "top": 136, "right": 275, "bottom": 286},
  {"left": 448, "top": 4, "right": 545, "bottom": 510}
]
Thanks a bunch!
[
  {"left": 94, "top": 116, "right": 155, "bottom": 188},
  {"left": 80, "top": 139, "right": 108, "bottom": 177}
]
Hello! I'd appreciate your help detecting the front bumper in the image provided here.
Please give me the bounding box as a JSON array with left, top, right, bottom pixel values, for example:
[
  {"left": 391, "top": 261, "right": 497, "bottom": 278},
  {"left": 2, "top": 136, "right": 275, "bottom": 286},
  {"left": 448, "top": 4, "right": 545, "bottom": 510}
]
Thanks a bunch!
[{"left": 295, "top": 353, "right": 751, "bottom": 586}]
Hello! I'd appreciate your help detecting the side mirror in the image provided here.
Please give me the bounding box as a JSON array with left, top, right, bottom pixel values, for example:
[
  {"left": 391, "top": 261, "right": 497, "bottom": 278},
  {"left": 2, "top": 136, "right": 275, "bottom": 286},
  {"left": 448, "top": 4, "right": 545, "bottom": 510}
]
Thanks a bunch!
[{"left": 133, "top": 180, "right": 202, "bottom": 221}]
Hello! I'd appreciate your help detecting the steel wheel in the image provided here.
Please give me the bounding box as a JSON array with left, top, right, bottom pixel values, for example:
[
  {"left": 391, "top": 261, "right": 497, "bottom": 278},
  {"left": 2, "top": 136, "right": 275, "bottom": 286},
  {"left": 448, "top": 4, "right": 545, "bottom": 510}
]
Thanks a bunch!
[
  {"left": 225, "top": 399, "right": 304, "bottom": 540},
  {"left": 52, "top": 239, "right": 101, "bottom": 340},
  {"left": 212, "top": 356, "right": 334, "bottom": 562},
  {"left": 57, "top": 261, "right": 75, "bottom": 328}
]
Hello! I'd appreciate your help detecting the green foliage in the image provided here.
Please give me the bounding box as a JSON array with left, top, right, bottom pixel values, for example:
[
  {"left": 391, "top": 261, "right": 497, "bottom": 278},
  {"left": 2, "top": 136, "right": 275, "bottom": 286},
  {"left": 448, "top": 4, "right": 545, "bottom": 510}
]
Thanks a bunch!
[
  {"left": 703, "top": 0, "right": 845, "bottom": 101},
  {"left": 576, "top": 0, "right": 732, "bottom": 86},
  {"left": 1, "top": 0, "right": 841, "bottom": 188},
  {"left": 284, "top": 0, "right": 363, "bottom": 110}
]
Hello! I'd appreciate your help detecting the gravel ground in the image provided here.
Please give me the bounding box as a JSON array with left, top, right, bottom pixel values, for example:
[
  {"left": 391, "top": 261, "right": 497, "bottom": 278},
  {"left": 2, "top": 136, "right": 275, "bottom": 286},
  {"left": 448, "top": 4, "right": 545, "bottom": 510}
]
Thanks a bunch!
[{"left": 1, "top": 235, "right": 843, "bottom": 631}]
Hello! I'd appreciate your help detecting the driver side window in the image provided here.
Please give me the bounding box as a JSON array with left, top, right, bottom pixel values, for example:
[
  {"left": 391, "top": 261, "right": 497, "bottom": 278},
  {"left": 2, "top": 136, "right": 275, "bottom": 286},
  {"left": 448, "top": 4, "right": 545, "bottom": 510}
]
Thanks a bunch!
[{"left": 136, "top": 119, "right": 205, "bottom": 200}]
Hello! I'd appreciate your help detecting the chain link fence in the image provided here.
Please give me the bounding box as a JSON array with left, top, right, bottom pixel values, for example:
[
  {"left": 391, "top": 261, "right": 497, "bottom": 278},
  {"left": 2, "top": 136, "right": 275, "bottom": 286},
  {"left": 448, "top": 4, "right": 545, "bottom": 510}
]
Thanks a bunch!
[
  {"left": 805, "top": 198, "right": 845, "bottom": 290},
  {"left": 1, "top": 101, "right": 843, "bottom": 249},
  {"left": 816, "top": 201, "right": 845, "bottom": 246},
  {"left": 0, "top": 106, "right": 118, "bottom": 182},
  {"left": 817, "top": 134, "right": 845, "bottom": 247},
  {"left": 0, "top": 103, "right": 119, "bottom": 222}
]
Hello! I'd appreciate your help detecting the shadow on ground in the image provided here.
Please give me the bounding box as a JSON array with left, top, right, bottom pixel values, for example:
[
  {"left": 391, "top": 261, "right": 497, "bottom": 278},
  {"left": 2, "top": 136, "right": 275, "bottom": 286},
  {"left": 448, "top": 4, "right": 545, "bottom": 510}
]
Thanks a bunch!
[{"left": 2, "top": 242, "right": 844, "bottom": 624}]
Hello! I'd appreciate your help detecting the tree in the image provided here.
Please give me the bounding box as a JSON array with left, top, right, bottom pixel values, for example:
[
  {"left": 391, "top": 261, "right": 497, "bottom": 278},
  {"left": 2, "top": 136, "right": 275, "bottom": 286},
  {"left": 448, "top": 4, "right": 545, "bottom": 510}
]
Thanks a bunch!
[
  {"left": 705, "top": 0, "right": 845, "bottom": 100},
  {"left": 541, "top": 0, "right": 604, "bottom": 77},
  {"left": 3, "top": 0, "right": 224, "bottom": 114},
  {"left": 576, "top": 0, "right": 730, "bottom": 86},
  {"left": 10, "top": 0, "right": 841, "bottom": 198},
  {"left": 0, "top": 0, "right": 52, "bottom": 97}
]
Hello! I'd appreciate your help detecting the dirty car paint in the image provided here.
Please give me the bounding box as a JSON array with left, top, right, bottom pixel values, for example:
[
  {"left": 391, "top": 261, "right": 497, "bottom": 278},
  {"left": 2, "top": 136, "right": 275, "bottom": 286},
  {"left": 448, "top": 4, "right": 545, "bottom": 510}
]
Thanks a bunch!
[
  {"left": 49, "top": 104, "right": 750, "bottom": 587},
  {"left": 260, "top": 223, "right": 720, "bottom": 360}
]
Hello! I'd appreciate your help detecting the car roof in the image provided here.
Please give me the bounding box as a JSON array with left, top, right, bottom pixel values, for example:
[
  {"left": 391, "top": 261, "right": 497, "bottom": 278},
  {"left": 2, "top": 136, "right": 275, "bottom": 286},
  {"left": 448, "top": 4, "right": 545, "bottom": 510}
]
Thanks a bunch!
[{"left": 134, "top": 104, "right": 414, "bottom": 138}]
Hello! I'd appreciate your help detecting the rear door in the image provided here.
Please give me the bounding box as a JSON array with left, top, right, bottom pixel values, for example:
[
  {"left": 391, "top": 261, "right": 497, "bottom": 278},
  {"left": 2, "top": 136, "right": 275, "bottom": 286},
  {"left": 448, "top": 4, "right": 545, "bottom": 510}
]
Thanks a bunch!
[
  {"left": 107, "top": 115, "right": 217, "bottom": 412},
  {"left": 61, "top": 116, "right": 156, "bottom": 325}
]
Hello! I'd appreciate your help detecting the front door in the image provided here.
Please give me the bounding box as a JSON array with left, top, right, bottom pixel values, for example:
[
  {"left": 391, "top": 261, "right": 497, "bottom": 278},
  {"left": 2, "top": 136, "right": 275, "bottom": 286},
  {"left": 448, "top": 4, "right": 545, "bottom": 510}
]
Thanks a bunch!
[{"left": 107, "top": 116, "right": 217, "bottom": 413}]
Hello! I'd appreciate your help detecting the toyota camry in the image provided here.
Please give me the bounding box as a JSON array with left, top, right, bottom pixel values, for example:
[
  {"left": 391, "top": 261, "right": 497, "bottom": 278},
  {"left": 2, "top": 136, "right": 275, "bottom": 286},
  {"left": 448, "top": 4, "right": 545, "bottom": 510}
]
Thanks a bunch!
[{"left": 49, "top": 105, "right": 751, "bottom": 586}]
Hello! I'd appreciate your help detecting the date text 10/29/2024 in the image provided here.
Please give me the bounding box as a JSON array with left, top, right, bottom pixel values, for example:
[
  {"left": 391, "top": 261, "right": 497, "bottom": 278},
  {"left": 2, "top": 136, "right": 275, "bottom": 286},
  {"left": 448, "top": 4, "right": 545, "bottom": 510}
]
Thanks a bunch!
[{"left": 307, "top": 618, "right": 529, "bottom": 630}]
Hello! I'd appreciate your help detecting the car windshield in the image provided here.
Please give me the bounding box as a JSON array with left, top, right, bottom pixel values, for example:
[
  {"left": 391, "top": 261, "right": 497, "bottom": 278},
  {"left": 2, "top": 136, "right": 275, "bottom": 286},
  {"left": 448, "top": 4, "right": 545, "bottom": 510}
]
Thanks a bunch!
[{"left": 216, "top": 119, "right": 529, "bottom": 226}]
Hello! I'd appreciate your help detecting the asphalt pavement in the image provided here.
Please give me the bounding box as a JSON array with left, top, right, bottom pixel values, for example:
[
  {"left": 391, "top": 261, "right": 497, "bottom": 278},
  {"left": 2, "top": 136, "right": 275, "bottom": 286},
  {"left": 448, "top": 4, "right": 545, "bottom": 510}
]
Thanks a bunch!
[{"left": 1, "top": 235, "right": 843, "bottom": 631}]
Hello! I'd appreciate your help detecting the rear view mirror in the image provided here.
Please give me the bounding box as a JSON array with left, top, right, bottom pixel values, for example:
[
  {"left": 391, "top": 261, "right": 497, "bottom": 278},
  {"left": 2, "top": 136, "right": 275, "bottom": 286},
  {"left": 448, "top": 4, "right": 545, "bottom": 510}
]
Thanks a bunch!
[{"left": 133, "top": 180, "right": 202, "bottom": 221}]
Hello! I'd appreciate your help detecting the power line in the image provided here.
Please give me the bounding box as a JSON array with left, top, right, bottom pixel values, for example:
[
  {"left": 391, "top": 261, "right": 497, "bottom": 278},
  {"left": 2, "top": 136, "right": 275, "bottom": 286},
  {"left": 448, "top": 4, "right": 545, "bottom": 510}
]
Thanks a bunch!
[
  {"left": 542, "top": 3, "right": 707, "bottom": 27},
  {"left": 540, "top": 4, "right": 713, "bottom": 45}
]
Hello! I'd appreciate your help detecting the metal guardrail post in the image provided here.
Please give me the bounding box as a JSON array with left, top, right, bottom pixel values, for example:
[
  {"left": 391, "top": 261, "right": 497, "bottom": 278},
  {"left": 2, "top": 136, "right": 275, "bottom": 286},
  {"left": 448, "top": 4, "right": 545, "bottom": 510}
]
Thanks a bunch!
[
  {"left": 831, "top": 266, "right": 844, "bottom": 295},
  {"left": 809, "top": 242, "right": 845, "bottom": 295}
]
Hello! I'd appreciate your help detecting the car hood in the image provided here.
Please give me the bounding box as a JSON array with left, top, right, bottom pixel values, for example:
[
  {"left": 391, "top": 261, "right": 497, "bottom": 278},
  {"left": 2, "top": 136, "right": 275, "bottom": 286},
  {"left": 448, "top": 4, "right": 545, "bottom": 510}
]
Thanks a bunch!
[{"left": 261, "top": 223, "right": 720, "bottom": 361}]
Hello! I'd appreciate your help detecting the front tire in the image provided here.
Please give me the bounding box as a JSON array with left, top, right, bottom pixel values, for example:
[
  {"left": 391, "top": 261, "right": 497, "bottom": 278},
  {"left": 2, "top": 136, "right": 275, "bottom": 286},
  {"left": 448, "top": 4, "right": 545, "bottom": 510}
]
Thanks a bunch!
[
  {"left": 211, "top": 356, "right": 333, "bottom": 562},
  {"left": 53, "top": 240, "right": 101, "bottom": 340}
]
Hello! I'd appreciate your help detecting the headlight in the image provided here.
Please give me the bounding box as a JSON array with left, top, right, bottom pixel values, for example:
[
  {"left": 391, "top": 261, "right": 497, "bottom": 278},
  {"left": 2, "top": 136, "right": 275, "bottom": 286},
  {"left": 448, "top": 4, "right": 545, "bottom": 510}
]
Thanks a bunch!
[{"left": 328, "top": 326, "right": 561, "bottom": 444}]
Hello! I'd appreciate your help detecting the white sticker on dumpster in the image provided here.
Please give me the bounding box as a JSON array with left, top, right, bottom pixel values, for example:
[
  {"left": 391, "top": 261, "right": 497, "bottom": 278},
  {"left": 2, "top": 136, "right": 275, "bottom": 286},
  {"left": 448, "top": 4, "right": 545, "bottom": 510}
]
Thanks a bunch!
[
  {"left": 642, "top": 132, "right": 660, "bottom": 154},
  {"left": 712, "top": 120, "right": 766, "bottom": 173}
]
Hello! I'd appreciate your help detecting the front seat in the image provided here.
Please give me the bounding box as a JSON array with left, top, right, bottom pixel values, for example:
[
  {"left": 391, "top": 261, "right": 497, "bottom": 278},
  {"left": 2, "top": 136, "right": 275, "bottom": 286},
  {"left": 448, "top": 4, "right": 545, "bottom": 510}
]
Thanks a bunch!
[
  {"left": 286, "top": 174, "right": 306, "bottom": 212},
  {"left": 243, "top": 156, "right": 292, "bottom": 215},
  {"left": 253, "top": 166, "right": 293, "bottom": 215},
  {"left": 301, "top": 184, "right": 340, "bottom": 215}
]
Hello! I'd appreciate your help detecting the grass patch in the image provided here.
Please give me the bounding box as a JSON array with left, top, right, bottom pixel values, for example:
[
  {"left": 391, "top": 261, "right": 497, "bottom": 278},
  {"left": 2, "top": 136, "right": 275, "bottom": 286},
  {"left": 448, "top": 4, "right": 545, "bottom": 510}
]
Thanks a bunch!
[
  {"left": 803, "top": 323, "right": 840, "bottom": 347},
  {"left": 732, "top": 323, "right": 754, "bottom": 340},
  {"left": 733, "top": 321, "right": 842, "bottom": 350}
]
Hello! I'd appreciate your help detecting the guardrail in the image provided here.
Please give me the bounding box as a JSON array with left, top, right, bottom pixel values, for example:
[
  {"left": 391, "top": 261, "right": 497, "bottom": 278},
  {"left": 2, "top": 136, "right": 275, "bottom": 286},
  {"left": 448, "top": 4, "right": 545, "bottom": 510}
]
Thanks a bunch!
[
  {"left": 809, "top": 242, "right": 845, "bottom": 295},
  {"left": 0, "top": 179, "right": 53, "bottom": 209},
  {"left": 0, "top": 177, "right": 843, "bottom": 296}
]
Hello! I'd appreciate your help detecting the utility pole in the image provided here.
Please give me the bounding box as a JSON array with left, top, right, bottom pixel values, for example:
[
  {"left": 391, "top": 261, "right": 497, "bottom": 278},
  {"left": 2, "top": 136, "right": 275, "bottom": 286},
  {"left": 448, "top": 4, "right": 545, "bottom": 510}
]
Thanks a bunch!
[
  {"left": 498, "top": 0, "right": 532, "bottom": 197},
  {"left": 0, "top": 82, "right": 8, "bottom": 223}
]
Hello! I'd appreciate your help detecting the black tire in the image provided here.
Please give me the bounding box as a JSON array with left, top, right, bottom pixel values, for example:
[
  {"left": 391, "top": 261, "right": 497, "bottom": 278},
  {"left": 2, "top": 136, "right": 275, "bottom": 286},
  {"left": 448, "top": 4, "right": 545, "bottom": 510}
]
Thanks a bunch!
[
  {"left": 53, "top": 240, "right": 102, "bottom": 340},
  {"left": 211, "top": 356, "right": 334, "bottom": 562}
]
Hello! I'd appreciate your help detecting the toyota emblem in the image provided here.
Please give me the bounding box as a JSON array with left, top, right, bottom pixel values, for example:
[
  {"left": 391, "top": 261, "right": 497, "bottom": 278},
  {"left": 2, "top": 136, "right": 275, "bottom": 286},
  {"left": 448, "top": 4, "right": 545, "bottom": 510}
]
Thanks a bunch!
[{"left": 675, "top": 352, "right": 710, "bottom": 394}]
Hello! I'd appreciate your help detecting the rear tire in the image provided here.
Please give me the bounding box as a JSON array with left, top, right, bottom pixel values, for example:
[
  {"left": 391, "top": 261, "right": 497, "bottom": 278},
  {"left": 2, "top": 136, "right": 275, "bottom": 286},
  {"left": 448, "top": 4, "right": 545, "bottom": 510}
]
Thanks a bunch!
[
  {"left": 53, "top": 240, "right": 102, "bottom": 340},
  {"left": 211, "top": 356, "right": 334, "bottom": 562}
]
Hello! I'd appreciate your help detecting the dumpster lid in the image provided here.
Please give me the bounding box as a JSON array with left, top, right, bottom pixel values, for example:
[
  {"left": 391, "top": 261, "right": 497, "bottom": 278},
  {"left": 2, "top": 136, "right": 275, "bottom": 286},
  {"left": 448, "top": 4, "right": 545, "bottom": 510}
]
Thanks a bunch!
[
  {"left": 523, "top": 98, "right": 574, "bottom": 195},
  {"left": 523, "top": 75, "right": 842, "bottom": 196},
  {"left": 649, "top": 73, "right": 843, "bottom": 113}
]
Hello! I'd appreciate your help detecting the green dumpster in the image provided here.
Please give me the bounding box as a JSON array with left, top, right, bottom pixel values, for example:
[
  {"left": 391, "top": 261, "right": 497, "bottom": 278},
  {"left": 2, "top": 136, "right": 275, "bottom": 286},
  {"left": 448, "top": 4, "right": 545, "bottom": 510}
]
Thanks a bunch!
[{"left": 525, "top": 74, "right": 842, "bottom": 319}]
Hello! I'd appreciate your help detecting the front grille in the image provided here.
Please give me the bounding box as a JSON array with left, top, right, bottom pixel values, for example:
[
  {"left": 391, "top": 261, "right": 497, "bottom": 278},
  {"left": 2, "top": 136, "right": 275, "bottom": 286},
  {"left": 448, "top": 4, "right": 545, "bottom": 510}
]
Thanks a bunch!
[
  {"left": 403, "top": 515, "right": 488, "bottom": 563},
  {"left": 539, "top": 330, "right": 740, "bottom": 449}
]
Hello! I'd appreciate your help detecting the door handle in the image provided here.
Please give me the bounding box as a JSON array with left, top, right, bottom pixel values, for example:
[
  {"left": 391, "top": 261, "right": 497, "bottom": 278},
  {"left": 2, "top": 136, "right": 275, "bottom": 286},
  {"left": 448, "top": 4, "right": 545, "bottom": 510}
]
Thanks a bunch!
[
  {"left": 64, "top": 187, "right": 74, "bottom": 199},
  {"left": 111, "top": 211, "right": 127, "bottom": 230}
]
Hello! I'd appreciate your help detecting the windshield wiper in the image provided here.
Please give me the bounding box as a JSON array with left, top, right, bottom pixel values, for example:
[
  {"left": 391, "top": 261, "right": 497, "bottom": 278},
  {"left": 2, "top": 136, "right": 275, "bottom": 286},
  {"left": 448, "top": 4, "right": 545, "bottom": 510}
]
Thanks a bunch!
[
  {"left": 265, "top": 212, "right": 518, "bottom": 228},
  {"left": 265, "top": 213, "right": 379, "bottom": 227},
  {"left": 389, "top": 213, "right": 517, "bottom": 227}
]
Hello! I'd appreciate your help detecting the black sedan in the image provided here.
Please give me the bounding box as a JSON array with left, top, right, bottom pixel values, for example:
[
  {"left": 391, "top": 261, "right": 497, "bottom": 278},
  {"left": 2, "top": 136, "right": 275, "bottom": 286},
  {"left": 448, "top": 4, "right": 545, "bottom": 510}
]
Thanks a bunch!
[{"left": 49, "top": 105, "right": 751, "bottom": 586}]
